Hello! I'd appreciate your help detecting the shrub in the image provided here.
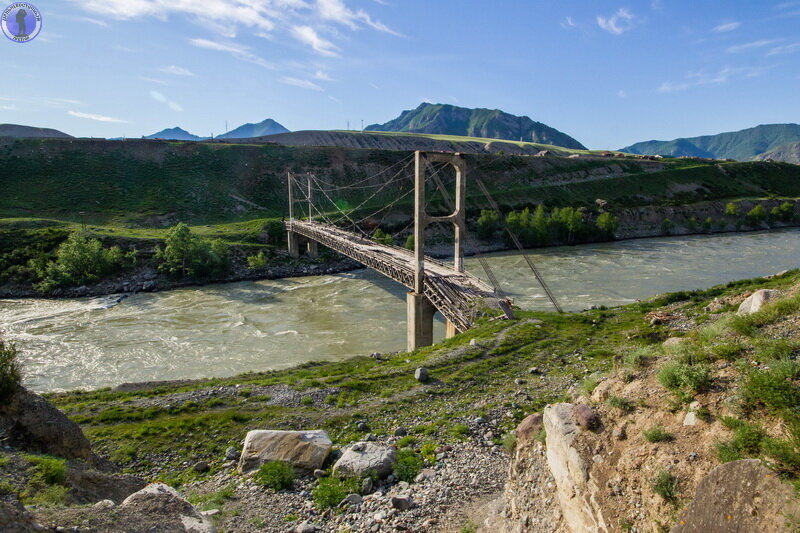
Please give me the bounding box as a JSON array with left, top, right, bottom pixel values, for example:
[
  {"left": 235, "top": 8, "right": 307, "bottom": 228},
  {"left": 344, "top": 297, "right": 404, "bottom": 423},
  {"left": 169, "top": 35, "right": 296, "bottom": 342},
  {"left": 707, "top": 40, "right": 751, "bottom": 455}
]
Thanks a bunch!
[
  {"left": 33, "top": 232, "right": 135, "bottom": 292},
  {"left": 23, "top": 484, "right": 69, "bottom": 506},
  {"left": 595, "top": 212, "right": 618, "bottom": 238},
  {"left": 404, "top": 235, "right": 415, "bottom": 250},
  {"left": 746, "top": 204, "right": 767, "bottom": 226},
  {"left": 657, "top": 361, "right": 711, "bottom": 394},
  {"left": 501, "top": 432, "right": 517, "bottom": 453},
  {"left": 651, "top": 470, "right": 679, "bottom": 502},
  {"left": 394, "top": 449, "right": 423, "bottom": 482},
  {"left": 643, "top": 425, "right": 674, "bottom": 443},
  {"left": 624, "top": 347, "right": 656, "bottom": 368},
  {"left": 253, "top": 461, "right": 295, "bottom": 491},
  {"left": 725, "top": 202, "right": 740, "bottom": 217},
  {"left": 312, "top": 476, "right": 361, "bottom": 509},
  {"left": 476, "top": 210, "right": 502, "bottom": 240},
  {"left": 448, "top": 423, "right": 470, "bottom": 439},
  {"left": 660, "top": 218, "right": 674, "bottom": 235},
  {"left": 716, "top": 417, "right": 766, "bottom": 462},
  {"left": 740, "top": 359, "right": 800, "bottom": 414},
  {"left": 419, "top": 442, "right": 437, "bottom": 464},
  {"left": 579, "top": 376, "right": 600, "bottom": 396},
  {"left": 0, "top": 340, "right": 21, "bottom": 402},
  {"left": 246, "top": 251, "right": 268, "bottom": 269},
  {"left": 395, "top": 435, "right": 417, "bottom": 448},
  {"left": 702, "top": 217, "right": 713, "bottom": 232},
  {"left": 686, "top": 216, "right": 698, "bottom": 232},
  {"left": 155, "top": 223, "right": 228, "bottom": 278},
  {"left": 372, "top": 228, "right": 393, "bottom": 246}
]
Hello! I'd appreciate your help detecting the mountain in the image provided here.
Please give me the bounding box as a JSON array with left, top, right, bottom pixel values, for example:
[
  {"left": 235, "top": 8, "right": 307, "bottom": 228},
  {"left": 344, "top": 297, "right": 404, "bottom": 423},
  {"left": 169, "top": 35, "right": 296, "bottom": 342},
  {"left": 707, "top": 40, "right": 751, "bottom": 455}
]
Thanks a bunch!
[
  {"left": 620, "top": 124, "right": 800, "bottom": 161},
  {"left": 365, "top": 103, "right": 586, "bottom": 150},
  {"left": 144, "top": 127, "right": 202, "bottom": 141},
  {"left": 0, "top": 124, "right": 72, "bottom": 138},
  {"left": 217, "top": 118, "right": 289, "bottom": 139},
  {"left": 753, "top": 141, "right": 800, "bottom": 164}
]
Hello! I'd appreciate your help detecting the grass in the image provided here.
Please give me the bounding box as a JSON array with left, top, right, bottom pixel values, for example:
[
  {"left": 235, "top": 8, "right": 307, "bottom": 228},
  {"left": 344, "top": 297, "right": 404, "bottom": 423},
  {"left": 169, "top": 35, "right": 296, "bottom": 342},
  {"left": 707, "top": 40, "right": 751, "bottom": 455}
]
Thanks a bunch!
[
  {"left": 253, "top": 461, "right": 295, "bottom": 491},
  {"left": 189, "top": 483, "right": 236, "bottom": 511},
  {"left": 607, "top": 395, "right": 635, "bottom": 413},
  {"left": 394, "top": 449, "right": 424, "bottom": 483},
  {"left": 642, "top": 426, "right": 674, "bottom": 443},
  {"left": 657, "top": 361, "right": 712, "bottom": 394},
  {"left": 312, "top": 476, "right": 362, "bottom": 509},
  {"left": 23, "top": 454, "right": 67, "bottom": 486},
  {"left": 652, "top": 471, "right": 679, "bottom": 502}
]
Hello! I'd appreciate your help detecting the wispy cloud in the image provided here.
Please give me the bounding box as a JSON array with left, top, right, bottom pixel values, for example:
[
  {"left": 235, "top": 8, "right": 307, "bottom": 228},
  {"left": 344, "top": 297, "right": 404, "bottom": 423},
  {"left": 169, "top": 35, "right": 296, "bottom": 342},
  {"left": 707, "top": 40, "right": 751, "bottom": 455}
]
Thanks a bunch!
[
  {"left": 658, "top": 66, "right": 766, "bottom": 93},
  {"left": 314, "top": 69, "right": 333, "bottom": 81},
  {"left": 281, "top": 76, "right": 323, "bottom": 91},
  {"left": 561, "top": 16, "right": 576, "bottom": 29},
  {"left": 617, "top": 89, "right": 628, "bottom": 98},
  {"left": 291, "top": 25, "right": 339, "bottom": 56},
  {"left": 597, "top": 8, "right": 636, "bottom": 35},
  {"left": 727, "top": 39, "right": 779, "bottom": 53},
  {"left": 0, "top": 104, "right": 17, "bottom": 111},
  {"left": 768, "top": 42, "right": 800, "bottom": 55},
  {"left": 189, "top": 38, "right": 273, "bottom": 69},
  {"left": 149, "top": 90, "right": 182, "bottom": 112},
  {"left": 77, "top": 16, "right": 108, "bottom": 27},
  {"left": 316, "top": 0, "right": 401, "bottom": 36},
  {"left": 712, "top": 21, "right": 741, "bottom": 33},
  {"left": 159, "top": 65, "right": 195, "bottom": 76},
  {"left": 68, "top": 110, "right": 128, "bottom": 123}
]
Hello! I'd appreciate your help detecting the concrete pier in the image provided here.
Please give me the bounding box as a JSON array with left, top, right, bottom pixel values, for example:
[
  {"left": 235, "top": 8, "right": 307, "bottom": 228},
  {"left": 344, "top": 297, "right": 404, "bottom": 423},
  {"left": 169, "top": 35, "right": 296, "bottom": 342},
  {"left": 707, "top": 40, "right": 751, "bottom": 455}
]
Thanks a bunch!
[
  {"left": 406, "top": 292, "right": 435, "bottom": 351},
  {"left": 287, "top": 231, "right": 300, "bottom": 258}
]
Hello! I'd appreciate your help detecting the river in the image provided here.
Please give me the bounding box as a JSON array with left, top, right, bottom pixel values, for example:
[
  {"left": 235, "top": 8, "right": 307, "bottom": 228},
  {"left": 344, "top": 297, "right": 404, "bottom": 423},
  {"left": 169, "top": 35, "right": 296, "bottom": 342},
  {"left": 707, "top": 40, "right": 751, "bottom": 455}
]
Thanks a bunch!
[{"left": 2, "top": 228, "right": 798, "bottom": 392}]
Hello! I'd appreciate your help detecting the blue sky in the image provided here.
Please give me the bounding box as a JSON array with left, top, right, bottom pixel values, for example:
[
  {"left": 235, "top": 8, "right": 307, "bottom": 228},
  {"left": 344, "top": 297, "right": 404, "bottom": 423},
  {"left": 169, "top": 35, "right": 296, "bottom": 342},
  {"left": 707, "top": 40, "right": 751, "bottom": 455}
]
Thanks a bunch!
[{"left": 1, "top": 0, "right": 799, "bottom": 148}]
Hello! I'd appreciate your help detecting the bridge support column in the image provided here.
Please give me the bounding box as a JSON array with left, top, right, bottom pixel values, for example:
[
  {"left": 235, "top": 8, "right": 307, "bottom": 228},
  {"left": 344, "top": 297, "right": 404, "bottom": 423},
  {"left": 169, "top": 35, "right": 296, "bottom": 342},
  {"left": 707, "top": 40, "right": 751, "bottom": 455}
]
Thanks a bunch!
[
  {"left": 307, "top": 240, "right": 319, "bottom": 259},
  {"left": 407, "top": 292, "right": 434, "bottom": 351},
  {"left": 445, "top": 320, "right": 457, "bottom": 339},
  {"left": 287, "top": 231, "right": 300, "bottom": 258}
]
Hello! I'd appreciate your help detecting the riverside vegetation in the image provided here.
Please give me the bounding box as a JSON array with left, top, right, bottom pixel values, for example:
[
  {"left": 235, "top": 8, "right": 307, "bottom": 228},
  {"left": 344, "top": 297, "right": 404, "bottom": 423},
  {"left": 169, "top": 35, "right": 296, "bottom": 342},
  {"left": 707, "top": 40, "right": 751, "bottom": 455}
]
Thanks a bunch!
[{"left": 2, "top": 269, "right": 799, "bottom": 530}]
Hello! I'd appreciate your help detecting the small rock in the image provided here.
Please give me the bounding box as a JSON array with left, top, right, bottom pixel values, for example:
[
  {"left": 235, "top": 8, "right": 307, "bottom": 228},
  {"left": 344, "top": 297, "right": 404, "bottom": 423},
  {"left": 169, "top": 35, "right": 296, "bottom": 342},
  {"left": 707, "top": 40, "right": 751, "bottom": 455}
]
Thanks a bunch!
[
  {"left": 313, "top": 469, "right": 326, "bottom": 479},
  {"left": 414, "top": 367, "right": 429, "bottom": 382},
  {"left": 528, "top": 367, "right": 540, "bottom": 374},
  {"left": 361, "top": 477, "right": 374, "bottom": 495},
  {"left": 394, "top": 427, "right": 408, "bottom": 437},
  {"left": 295, "top": 523, "right": 317, "bottom": 533},
  {"left": 225, "top": 447, "right": 240, "bottom": 461},
  {"left": 514, "top": 378, "right": 526, "bottom": 386},
  {"left": 339, "top": 493, "right": 363, "bottom": 507},
  {"left": 192, "top": 461, "right": 210, "bottom": 473},
  {"left": 356, "top": 421, "right": 369, "bottom": 432},
  {"left": 391, "top": 495, "right": 413, "bottom": 511},
  {"left": 612, "top": 425, "right": 627, "bottom": 440},
  {"left": 200, "top": 509, "right": 220, "bottom": 517},
  {"left": 573, "top": 404, "right": 601, "bottom": 431},
  {"left": 469, "top": 338, "right": 478, "bottom": 346},
  {"left": 92, "top": 499, "right": 115, "bottom": 510}
]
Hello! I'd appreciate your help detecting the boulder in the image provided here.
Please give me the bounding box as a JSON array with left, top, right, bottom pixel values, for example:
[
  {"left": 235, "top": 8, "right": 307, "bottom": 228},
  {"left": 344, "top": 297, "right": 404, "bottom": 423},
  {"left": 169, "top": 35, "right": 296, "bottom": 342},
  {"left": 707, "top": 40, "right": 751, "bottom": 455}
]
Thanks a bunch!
[
  {"left": 333, "top": 442, "right": 396, "bottom": 479},
  {"left": 544, "top": 403, "right": 609, "bottom": 533},
  {"left": 737, "top": 289, "right": 781, "bottom": 315},
  {"left": 572, "top": 404, "right": 601, "bottom": 431},
  {"left": 414, "top": 367, "right": 429, "bottom": 382},
  {"left": 515, "top": 413, "right": 543, "bottom": 444},
  {"left": 66, "top": 468, "right": 146, "bottom": 504},
  {"left": 238, "top": 430, "right": 332, "bottom": 473},
  {"left": 0, "top": 500, "right": 43, "bottom": 532},
  {"left": 0, "top": 387, "right": 99, "bottom": 464},
  {"left": 672, "top": 459, "right": 800, "bottom": 533},
  {"left": 120, "top": 483, "right": 214, "bottom": 533}
]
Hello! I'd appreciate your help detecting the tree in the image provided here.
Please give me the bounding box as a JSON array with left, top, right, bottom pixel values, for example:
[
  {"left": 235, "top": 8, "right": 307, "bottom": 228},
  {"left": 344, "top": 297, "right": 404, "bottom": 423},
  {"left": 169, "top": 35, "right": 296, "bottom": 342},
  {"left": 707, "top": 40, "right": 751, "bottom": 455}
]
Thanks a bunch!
[
  {"left": 404, "top": 234, "right": 415, "bottom": 250},
  {"left": 746, "top": 204, "right": 767, "bottom": 226},
  {"left": 372, "top": 228, "right": 393, "bottom": 245},
  {"left": 155, "top": 223, "right": 228, "bottom": 278},
  {"left": 725, "top": 202, "right": 740, "bottom": 217},
  {"left": 595, "top": 212, "right": 618, "bottom": 238},
  {"left": 476, "top": 210, "right": 502, "bottom": 241},
  {"left": 532, "top": 205, "right": 549, "bottom": 244}
]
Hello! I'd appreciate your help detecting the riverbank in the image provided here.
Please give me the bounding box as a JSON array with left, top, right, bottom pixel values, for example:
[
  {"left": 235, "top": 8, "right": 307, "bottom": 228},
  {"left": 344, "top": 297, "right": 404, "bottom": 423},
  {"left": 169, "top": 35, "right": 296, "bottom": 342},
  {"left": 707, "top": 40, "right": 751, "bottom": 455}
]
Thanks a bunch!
[{"left": 5, "top": 268, "right": 794, "bottom": 531}]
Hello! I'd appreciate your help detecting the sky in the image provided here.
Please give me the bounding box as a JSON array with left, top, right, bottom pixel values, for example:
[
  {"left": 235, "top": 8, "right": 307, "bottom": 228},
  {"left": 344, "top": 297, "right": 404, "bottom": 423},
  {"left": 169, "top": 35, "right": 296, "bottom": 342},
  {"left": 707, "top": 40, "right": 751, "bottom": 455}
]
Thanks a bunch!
[{"left": 1, "top": 0, "right": 799, "bottom": 149}]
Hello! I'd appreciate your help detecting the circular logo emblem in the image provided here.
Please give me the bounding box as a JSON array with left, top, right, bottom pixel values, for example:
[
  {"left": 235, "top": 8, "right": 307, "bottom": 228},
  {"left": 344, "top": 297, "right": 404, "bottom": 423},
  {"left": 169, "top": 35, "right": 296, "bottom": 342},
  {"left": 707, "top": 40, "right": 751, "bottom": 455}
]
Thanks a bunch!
[{"left": 2, "top": 2, "right": 41, "bottom": 43}]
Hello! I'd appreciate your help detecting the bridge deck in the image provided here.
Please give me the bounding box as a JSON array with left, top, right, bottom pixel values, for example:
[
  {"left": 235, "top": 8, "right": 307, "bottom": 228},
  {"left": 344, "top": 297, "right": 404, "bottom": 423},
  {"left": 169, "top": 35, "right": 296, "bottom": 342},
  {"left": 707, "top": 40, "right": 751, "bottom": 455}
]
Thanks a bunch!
[{"left": 286, "top": 220, "right": 510, "bottom": 332}]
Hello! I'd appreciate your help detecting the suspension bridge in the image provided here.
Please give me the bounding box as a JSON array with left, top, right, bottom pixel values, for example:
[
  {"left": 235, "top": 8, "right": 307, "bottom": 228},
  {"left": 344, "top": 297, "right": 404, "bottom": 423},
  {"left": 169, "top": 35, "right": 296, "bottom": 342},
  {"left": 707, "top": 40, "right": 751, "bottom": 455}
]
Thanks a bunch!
[{"left": 284, "top": 151, "right": 560, "bottom": 350}]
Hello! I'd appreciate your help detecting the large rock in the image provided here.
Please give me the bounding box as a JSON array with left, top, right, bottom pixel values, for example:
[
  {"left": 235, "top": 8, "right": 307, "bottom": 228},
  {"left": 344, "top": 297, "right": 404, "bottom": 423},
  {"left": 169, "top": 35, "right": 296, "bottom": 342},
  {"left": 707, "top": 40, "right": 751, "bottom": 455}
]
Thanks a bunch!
[
  {"left": 672, "top": 459, "right": 800, "bottom": 533},
  {"left": 332, "top": 442, "right": 396, "bottom": 479},
  {"left": 737, "top": 289, "right": 781, "bottom": 315},
  {"left": 544, "top": 403, "right": 608, "bottom": 533},
  {"left": 0, "top": 500, "right": 43, "bottom": 532},
  {"left": 120, "top": 483, "right": 214, "bottom": 533},
  {"left": 66, "top": 467, "right": 146, "bottom": 504},
  {"left": 238, "top": 430, "right": 332, "bottom": 473},
  {"left": 515, "top": 413, "right": 543, "bottom": 445},
  {"left": 0, "top": 387, "right": 99, "bottom": 464}
]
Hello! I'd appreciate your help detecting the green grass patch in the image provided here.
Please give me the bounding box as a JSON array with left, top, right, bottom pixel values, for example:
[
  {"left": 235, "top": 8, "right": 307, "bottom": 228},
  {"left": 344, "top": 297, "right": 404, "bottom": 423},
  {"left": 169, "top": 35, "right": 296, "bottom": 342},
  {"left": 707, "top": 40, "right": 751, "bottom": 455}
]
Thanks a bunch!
[{"left": 253, "top": 461, "right": 295, "bottom": 491}]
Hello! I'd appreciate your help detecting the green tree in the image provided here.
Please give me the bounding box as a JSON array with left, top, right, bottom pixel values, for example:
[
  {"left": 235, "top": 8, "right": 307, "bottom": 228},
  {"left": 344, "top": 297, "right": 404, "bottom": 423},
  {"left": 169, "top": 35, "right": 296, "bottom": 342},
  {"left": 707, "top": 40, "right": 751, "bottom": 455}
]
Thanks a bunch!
[
  {"left": 372, "top": 228, "right": 393, "bottom": 246},
  {"left": 702, "top": 217, "right": 714, "bottom": 232},
  {"left": 725, "top": 202, "right": 740, "bottom": 217},
  {"left": 595, "top": 212, "right": 618, "bottom": 238},
  {"left": 404, "top": 234, "right": 415, "bottom": 250},
  {"left": 531, "top": 205, "right": 549, "bottom": 244},
  {"left": 661, "top": 218, "right": 675, "bottom": 235},
  {"left": 687, "top": 216, "right": 698, "bottom": 232},
  {"left": 746, "top": 204, "right": 767, "bottom": 226},
  {"left": 476, "top": 210, "right": 502, "bottom": 241},
  {"left": 155, "top": 223, "right": 228, "bottom": 278},
  {"left": 33, "top": 232, "right": 135, "bottom": 292}
]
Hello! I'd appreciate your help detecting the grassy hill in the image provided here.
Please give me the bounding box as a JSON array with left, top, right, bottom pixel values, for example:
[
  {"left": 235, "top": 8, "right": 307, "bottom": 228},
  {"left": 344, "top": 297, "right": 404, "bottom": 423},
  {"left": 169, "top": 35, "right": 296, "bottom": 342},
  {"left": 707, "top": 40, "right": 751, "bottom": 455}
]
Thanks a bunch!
[
  {"left": 621, "top": 124, "right": 800, "bottom": 161},
  {"left": 753, "top": 141, "right": 800, "bottom": 164},
  {"left": 366, "top": 103, "right": 586, "bottom": 150},
  {"left": 0, "top": 123, "right": 72, "bottom": 139}
]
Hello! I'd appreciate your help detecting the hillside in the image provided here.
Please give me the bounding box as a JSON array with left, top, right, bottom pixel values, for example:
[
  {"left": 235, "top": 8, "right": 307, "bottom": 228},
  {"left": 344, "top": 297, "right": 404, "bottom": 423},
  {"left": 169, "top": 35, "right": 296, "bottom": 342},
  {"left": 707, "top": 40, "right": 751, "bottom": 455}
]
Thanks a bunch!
[
  {"left": 217, "top": 118, "right": 289, "bottom": 139},
  {"left": 621, "top": 123, "right": 800, "bottom": 160},
  {"left": 144, "top": 127, "right": 202, "bottom": 141},
  {"left": 753, "top": 141, "right": 800, "bottom": 164},
  {"left": 365, "top": 103, "right": 586, "bottom": 150},
  {"left": 0, "top": 123, "right": 72, "bottom": 139},
  {"left": 5, "top": 138, "right": 800, "bottom": 226}
]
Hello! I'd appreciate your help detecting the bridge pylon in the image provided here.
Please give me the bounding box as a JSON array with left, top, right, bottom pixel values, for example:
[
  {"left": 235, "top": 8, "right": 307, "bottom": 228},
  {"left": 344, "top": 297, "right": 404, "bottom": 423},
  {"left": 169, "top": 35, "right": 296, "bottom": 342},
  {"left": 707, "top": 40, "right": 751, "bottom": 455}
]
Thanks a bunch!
[{"left": 407, "top": 151, "right": 467, "bottom": 350}]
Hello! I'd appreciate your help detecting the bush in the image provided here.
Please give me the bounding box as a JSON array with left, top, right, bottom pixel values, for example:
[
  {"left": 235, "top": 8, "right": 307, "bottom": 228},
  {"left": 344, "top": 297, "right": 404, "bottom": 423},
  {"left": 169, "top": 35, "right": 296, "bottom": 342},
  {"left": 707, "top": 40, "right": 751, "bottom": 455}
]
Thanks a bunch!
[
  {"left": 155, "top": 223, "right": 228, "bottom": 278},
  {"left": 607, "top": 395, "right": 635, "bottom": 413},
  {"left": 476, "top": 210, "right": 502, "bottom": 240},
  {"left": 0, "top": 340, "right": 21, "bottom": 402},
  {"left": 643, "top": 425, "right": 674, "bottom": 443},
  {"left": 624, "top": 347, "right": 656, "bottom": 368},
  {"left": 395, "top": 435, "right": 417, "bottom": 448},
  {"left": 253, "top": 461, "right": 295, "bottom": 491},
  {"left": 746, "top": 204, "right": 767, "bottom": 226},
  {"left": 595, "top": 212, "right": 618, "bottom": 238},
  {"left": 657, "top": 361, "right": 711, "bottom": 394},
  {"left": 651, "top": 471, "right": 679, "bottom": 502},
  {"left": 716, "top": 417, "right": 766, "bottom": 462},
  {"left": 702, "top": 217, "right": 713, "bottom": 232},
  {"left": 725, "top": 202, "right": 740, "bottom": 217},
  {"left": 740, "top": 359, "right": 800, "bottom": 414},
  {"left": 23, "top": 484, "right": 69, "bottom": 506},
  {"left": 394, "top": 449, "right": 423, "bottom": 482},
  {"left": 246, "top": 251, "right": 268, "bottom": 269},
  {"left": 372, "top": 228, "right": 393, "bottom": 246},
  {"left": 660, "top": 218, "right": 675, "bottom": 235},
  {"left": 312, "top": 476, "right": 361, "bottom": 509},
  {"left": 404, "top": 235, "right": 415, "bottom": 250},
  {"left": 501, "top": 432, "right": 517, "bottom": 453},
  {"left": 33, "top": 232, "right": 135, "bottom": 292}
]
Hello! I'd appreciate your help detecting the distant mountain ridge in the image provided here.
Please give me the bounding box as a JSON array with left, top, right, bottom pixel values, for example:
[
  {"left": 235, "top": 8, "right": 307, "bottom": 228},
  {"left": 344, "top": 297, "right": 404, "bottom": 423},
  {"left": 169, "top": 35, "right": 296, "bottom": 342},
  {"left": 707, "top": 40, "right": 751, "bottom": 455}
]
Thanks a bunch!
[
  {"left": 365, "top": 103, "right": 586, "bottom": 150},
  {"left": 620, "top": 124, "right": 800, "bottom": 161},
  {"left": 753, "top": 141, "right": 800, "bottom": 164},
  {"left": 0, "top": 124, "right": 72, "bottom": 138},
  {"left": 143, "top": 118, "right": 289, "bottom": 141}
]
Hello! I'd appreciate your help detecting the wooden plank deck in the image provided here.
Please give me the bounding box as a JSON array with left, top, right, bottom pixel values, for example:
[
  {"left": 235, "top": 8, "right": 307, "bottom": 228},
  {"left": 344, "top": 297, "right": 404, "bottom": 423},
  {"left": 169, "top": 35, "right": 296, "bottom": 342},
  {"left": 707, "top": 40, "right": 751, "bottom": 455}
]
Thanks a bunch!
[{"left": 287, "top": 220, "right": 511, "bottom": 332}]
